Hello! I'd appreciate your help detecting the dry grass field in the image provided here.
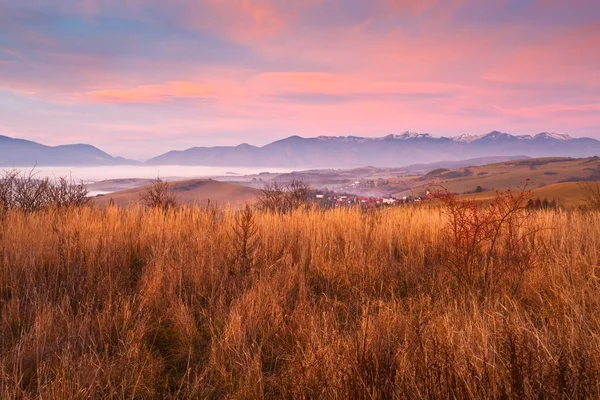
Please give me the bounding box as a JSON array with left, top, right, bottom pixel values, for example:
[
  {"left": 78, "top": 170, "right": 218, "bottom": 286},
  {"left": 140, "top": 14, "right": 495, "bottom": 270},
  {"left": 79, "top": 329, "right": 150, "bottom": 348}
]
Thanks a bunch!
[{"left": 1, "top": 188, "right": 600, "bottom": 399}]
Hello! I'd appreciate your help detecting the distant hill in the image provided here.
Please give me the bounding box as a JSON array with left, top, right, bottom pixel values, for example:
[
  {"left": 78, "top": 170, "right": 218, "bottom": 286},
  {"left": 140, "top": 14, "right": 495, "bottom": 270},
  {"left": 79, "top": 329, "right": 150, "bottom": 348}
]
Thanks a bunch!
[
  {"left": 384, "top": 156, "right": 600, "bottom": 199},
  {"left": 0, "top": 135, "right": 138, "bottom": 166},
  {"left": 244, "top": 155, "right": 530, "bottom": 188},
  {"left": 146, "top": 131, "right": 600, "bottom": 169},
  {"left": 93, "top": 179, "right": 261, "bottom": 208}
]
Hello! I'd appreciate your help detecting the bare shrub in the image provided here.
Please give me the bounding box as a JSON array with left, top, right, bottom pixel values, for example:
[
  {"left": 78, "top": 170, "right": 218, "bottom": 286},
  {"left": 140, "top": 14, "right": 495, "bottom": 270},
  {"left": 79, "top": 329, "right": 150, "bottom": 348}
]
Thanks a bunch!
[
  {"left": 0, "top": 168, "right": 89, "bottom": 213},
  {"left": 12, "top": 168, "right": 50, "bottom": 213},
  {"left": 0, "top": 169, "right": 19, "bottom": 212},
  {"left": 256, "top": 180, "right": 286, "bottom": 212},
  {"left": 286, "top": 178, "right": 311, "bottom": 210},
  {"left": 139, "top": 176, "right": 179, "bottom": 210},
  {"left": 432, "top": 183, "right": 543, "bottom": 297},
  {"left": 257, "top": 178, "right": 311, "bottom": 213},
  {"left": 45, "top": 175, "right": 91, "bottom": 208}
]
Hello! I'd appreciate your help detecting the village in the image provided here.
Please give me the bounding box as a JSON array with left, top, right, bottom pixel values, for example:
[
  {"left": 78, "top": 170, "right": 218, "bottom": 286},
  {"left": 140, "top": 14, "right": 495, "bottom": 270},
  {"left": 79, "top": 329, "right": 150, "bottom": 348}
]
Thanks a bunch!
[{"left": 313, "top": 190, "right": 425, "bottom": 208}]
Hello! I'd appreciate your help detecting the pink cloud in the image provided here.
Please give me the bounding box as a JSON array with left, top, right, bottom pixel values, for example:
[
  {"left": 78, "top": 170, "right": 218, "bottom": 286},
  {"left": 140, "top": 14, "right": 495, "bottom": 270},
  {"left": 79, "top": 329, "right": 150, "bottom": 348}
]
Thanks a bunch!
[
  {"left": 0, "top": 82, "right": 38, "bottom": 96},
  {"left": 247, "top": 72, "right": 464, "bottom": 101},
  {"left": 174, "top": 0, "right": 294, "bottom": 42},
  {"left": 75, "top": 81, "right": 219, "bottom": 103},
  {"left": 0, "top": 47, "right": 21, "bottom": 58},
  {"left": 376, "top": 0, "right": 468, "bottom": 19},
  {"left": 484, "top": 22, "right": 600, "bottom": 85}
]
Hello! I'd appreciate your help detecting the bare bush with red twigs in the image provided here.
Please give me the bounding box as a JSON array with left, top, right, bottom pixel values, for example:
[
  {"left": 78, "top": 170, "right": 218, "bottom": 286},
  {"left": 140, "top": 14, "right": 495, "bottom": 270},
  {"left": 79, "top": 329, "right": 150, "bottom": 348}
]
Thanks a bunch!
[{"left": 432, "top": 182, "right": 544, "bottom": 298}]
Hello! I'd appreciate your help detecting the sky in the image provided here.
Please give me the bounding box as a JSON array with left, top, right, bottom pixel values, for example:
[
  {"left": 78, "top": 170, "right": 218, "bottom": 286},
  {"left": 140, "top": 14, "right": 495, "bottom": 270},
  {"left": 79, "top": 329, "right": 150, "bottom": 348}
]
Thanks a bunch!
[{"left": 0, "top": 0, "right": 599, "bottom": 159}]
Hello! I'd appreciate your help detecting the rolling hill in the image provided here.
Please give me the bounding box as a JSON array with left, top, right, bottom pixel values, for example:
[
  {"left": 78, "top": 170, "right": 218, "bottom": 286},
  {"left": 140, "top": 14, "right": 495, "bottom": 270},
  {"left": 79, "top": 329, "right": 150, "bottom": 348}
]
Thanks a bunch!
[
  {"left": 381, "top": 156, "right": 600, "bottom": 206},
  {"left": 93, "top": 179, "right": 261, "bottom": 208}
]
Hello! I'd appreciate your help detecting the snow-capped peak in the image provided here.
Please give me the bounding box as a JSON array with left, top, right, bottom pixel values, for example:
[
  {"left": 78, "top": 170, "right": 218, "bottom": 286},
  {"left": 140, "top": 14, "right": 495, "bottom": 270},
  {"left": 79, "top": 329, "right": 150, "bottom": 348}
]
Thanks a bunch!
[
  {"left": 317, "top": 135, "right": 366, "bottom": 142},
  {"left": 384, "top": 131, "right": 433, "bottom": 140},
  {"left": 454, "top": 134, "right": 483, "bottom": 143},
  {"left": 315, "top": 131, "right": 574, "bottom": 143},
  {"left": 481, "top": 130, "right": 512, "bottom": 140},
  {"left": 534, "top": 132, "right": 572, "bottom": 141}
]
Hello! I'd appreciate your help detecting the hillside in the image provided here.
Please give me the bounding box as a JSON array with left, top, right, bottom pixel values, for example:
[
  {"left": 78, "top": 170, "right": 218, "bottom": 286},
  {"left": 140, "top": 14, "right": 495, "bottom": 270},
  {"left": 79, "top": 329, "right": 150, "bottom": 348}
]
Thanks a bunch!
[
  {"left": 457, "top": 182, "right": 588, "bottom": 207},
  {"left": 382, "top": 156, "right": 600, "bottom": 200},
  {"left": 212, "top": 156, "right": 529, "bottom": 193},
  {"left": 93, "top": 179, "right": 261, "bottom": 208}
]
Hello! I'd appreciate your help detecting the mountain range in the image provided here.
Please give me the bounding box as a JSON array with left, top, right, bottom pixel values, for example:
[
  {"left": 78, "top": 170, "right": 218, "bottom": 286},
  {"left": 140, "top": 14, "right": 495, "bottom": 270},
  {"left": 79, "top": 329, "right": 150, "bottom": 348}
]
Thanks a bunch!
[
  {"left": 146, "top": 131, "right": 600, "bottom": 168},
  {"left": 1, "top": 131, "right": 599, "bottom": 168}
]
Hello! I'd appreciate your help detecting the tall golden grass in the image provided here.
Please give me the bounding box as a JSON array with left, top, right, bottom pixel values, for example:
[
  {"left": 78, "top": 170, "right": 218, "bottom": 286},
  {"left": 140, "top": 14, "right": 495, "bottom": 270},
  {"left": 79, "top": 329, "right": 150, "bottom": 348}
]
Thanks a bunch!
[{"left": 1, "top": 202, "right": 599, "bottom": 398}]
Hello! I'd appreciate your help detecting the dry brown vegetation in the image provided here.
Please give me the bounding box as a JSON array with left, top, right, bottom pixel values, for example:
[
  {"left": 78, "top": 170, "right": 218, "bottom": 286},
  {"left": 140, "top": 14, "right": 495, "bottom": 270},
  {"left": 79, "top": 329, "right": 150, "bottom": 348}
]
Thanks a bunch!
[
  {"left": 0, "top": 169, "right": 89, "bottom": 213},
  {"left": 1, "top": 189, "right": 600, "bottom": 398}
]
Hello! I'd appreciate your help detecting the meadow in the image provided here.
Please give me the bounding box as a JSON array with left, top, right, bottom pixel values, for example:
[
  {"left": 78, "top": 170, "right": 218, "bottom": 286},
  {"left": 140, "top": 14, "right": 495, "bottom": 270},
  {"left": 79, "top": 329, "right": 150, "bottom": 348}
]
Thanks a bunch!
[{"left": 1, "top": 193, "right": 600, "bottom": 398}]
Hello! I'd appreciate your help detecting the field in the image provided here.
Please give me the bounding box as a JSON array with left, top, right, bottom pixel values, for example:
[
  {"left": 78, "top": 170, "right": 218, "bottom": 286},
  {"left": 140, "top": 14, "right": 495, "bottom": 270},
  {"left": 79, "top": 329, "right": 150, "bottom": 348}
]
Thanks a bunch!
[
  {"left": 2, "top": 194, "right": 600, "bottom": 398},
  {"left": 458, "top": 182, "right": 588, "bottom": 207}
]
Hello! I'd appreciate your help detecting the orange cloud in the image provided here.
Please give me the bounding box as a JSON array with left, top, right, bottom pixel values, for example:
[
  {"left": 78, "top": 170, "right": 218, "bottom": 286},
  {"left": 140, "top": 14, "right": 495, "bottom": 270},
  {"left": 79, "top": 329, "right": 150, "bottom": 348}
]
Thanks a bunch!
[
  {"left": 0, "top": 82, "right": 39, "bottom": 96},
  {"left": 249, "top": 71, "right": 463, "bottom": 100},
  {"left": 77, "top": 81, "right": 217, "bottom": 103}
]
